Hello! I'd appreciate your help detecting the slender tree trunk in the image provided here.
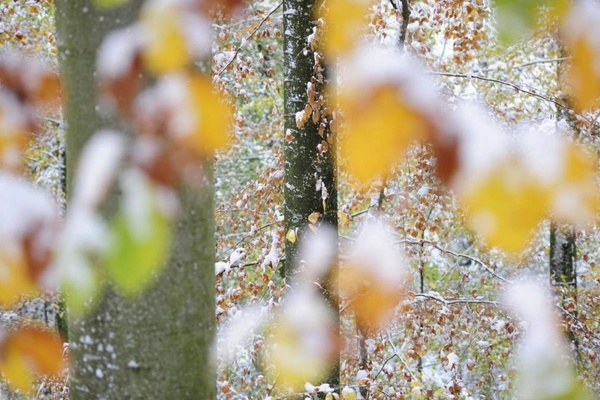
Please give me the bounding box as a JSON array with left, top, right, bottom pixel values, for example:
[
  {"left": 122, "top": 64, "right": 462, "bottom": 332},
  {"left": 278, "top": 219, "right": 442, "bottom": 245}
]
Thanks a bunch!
[
  {"left": 283, "top": 0, "right": 339, "bottom": 391},
  {"left": 550, "top": 39, "right": 579, "bottom": 362},
  {"left": 55, "top": 3, "right": 216, "bottom": 398}
]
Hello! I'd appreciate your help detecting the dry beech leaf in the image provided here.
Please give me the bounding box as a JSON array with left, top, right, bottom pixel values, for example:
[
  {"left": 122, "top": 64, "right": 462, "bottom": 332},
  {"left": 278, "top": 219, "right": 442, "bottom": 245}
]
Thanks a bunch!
[
  {"left": 308, "top": 211, "right": 321, "bottom": 224},
  {"left": 285, "top": 228, "right": 297, "bottom": 243}
]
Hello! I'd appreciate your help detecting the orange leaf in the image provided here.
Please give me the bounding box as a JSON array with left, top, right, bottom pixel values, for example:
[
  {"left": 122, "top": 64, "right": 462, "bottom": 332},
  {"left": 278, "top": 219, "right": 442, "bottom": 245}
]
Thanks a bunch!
[{"left": 0, "top": 325, "right": 65, "bottom": 393}]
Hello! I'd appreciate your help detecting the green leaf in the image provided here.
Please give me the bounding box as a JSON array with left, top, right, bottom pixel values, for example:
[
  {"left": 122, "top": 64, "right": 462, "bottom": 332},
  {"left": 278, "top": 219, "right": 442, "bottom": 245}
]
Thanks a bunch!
[
  {"left": 93, "top": 0, "right": 131, "bottom": 9},
  {"left": 107, "top": 191, "right": 172, "bottom": 297},
  {"left": 59, "top": 252, "right": 102, "bottom": 316}
]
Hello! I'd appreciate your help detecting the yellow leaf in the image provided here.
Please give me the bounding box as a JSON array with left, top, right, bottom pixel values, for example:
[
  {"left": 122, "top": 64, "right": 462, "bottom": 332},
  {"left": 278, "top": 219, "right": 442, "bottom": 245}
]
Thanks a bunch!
[
  {"left": 338, "top": 264, "right": 407, "bottom": 330},
  {"left": 170, "top": 73, "right": 232, "bottom": 156},
  {"left": 461, "top": 159, "right": 549, "bottom": 255},
  {"left": 0, "top": 325, "right": 64, "bottom": 393},
  {"left": 320, "top": 0, "right": 373, "bottom": 58},
  {"left": 562, "top": 2, "right": 600, "bottom": 111},
  {"left": 264, "top": 291, "right": 336, "bottom": 392},
  {"left": 567, "top": 37, "right": 600, "bottom": 111},
  {"left": 0, "top": 253, "right": 38, "bottom": 307},
  {"left": 339, "top": 86, "right": 429, "bottom": 184},
  {"left": 308, "top": 212, "right": 321, "bottom": 224},
  {"left": 338, "top": 211, "right": 351, "bottom": 225},
  {"left": 341, "top": 386, "right": 357, "bottom": 400},
  {"left": 140, "top": 3, "right": 190, "bottom": 75},
  {"left": 0, "top": 99, "right": 30, "bottom": 171},
  {"left": 286, "top": 228, "right": 297, "bottom": 243},
  {"left": 551, "top": 143, "right": 600, "bottom": 225}
]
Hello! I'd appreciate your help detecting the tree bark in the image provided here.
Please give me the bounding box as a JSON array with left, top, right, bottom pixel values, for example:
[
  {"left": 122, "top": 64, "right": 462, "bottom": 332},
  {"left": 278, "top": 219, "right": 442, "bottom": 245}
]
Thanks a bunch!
[
  {"left": 283, "top": 0, "right": 339, "bottom": 390},
  {"left": 550, "top": 38, "right": 579, "bottom": 361},
  {"left": 55, "top": 2, "right": 216, "bottom": 398}
]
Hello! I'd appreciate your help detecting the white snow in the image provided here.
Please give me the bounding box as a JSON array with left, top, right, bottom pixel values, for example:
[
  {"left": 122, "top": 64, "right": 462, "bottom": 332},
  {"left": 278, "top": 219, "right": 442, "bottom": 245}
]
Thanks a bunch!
[{"left": 72, "top": 130, "right": 125, "bottom": 210}]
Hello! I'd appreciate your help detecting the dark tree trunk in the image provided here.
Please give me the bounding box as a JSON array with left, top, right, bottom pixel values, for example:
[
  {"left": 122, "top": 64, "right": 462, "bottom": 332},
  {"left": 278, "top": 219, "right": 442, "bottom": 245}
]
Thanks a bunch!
[
  {"left": 550, "top": 37, "right": 579, "bottom": 362},
  {"left": 283, "top": 0, "right": 339, "bottom": 390},
  {"left": 55, "top": 2, "right": 216, "bottom": 398}
]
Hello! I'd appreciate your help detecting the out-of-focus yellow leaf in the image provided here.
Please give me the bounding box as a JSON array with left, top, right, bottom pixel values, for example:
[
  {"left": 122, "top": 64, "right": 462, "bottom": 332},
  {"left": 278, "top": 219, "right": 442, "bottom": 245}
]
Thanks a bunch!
[
  {"left": 338, "top": 263, "right": 407, "bottom": 330},
  {"left": 140, "top": 3, "right": 190, "bottom": 75},
  {"left": 320, "top": 0, "right": 373, "bottom": 58},
  {"left": 339, "top": 86, "right": 428, "bottom": 184},
  {"left": 265, "top": 322, "right": 331, "bottom": 391},
  {"left": 551, "top": 143, "right": 600, "bottom": 225},
  {"left": 0, "top": 253, "right": 38, "bottom": 307},
  {"left": 264, "top": 290, "right": 336, "bottom": 392},
  {"left": 185, "top": 74, "right": 232, "bottom": 155},
  {"left": 341, "top": 386, "right": 357, "bottom": 400},
  {"left": 461, "top": 159, "right": 549, "bottom": 255},
  {"left": 166, "top": 74, "right": 231, "bottom": 157},
  {"left": 0, "top": 325, "right": 64, "bottom": 393},
  {"left": 562, "top": 1, "right": 600, "bottom": 111},
  {"left": 567, "top": 37, "right": 600, "bottom": 111},
  {"left": 0, "top": 99, "right": 30, "bottom": 171}
]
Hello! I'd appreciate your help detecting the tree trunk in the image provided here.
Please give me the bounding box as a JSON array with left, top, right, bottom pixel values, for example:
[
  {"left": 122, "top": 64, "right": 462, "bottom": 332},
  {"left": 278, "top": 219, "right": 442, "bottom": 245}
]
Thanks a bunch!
[
  {"left": 55, "top": 3, "right": 216, "bottom": 399},
  {"left": 283, "top": 0, "right": 339, "bottom": 390},
  {"left": 550, "top": 38, "right": 579, "bottom": 361}
]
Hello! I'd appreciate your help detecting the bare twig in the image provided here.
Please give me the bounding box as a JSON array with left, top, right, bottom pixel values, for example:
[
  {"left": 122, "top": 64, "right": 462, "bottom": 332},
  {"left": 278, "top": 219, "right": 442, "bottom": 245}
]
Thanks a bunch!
[
  {"left": 429, "top": 71, "right": 598, "bottom": 128},
  {"left": 216, "top": 1, "right": 283, "bottom": 77},
  {"left": 513, "top": 57, "right": 570, "bottom": 70},
  {"left": 414, "top": 292, "right": 505, "bottom": 307},
  {"left": 400, "top": 238, "right": 511, "bottom": 284}
]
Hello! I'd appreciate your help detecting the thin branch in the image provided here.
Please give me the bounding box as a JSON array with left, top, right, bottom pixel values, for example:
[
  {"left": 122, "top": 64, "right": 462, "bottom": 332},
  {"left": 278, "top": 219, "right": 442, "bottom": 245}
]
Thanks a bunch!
[
  {"left": 513, "top": 57, "right": 569, "bottom": 70},
  {"left": 430, "top": 71, "right": 598, "bottom": 128},
  {"left": 401, "top": 238, "right": 511, "bottom": 284},
  {"left": 216, "top": 1, "right": 283, "bottom": 77},
  {"left": 218, "top": 222, "right": 275, "bottom": 259},
  {"left": 414, "top": 292, "right": 505, "bottom": 307},
  {"left": 430, "top": 71, "right": 567, "bottom": 111}
]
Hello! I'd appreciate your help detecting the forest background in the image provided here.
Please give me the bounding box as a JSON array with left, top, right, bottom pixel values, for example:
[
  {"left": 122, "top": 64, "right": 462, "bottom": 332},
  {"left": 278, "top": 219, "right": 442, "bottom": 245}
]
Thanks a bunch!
[{"left": 1, "top": 0, "right": 600, "bottom": 399}]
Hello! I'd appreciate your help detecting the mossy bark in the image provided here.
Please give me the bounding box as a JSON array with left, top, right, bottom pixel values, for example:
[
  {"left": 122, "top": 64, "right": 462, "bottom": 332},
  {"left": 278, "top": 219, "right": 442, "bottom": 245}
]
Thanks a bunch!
[
  {"left": 283, "top": 0, "right": 339, "bottom": 391},
  {"left": 55, "top": 2, "right": 216, "bottom": 398}
]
